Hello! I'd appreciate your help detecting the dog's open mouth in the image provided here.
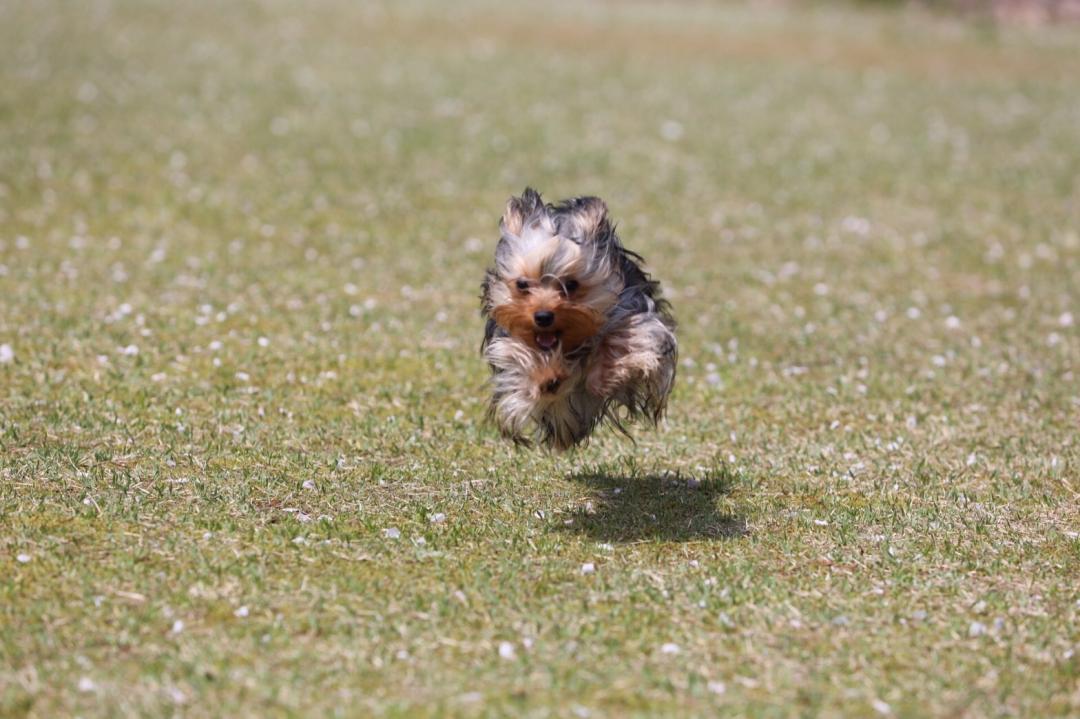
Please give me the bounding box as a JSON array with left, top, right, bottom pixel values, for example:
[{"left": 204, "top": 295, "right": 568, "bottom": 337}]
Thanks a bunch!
[{"left": 535, "top": 332, "right": 560, "bottom": 352}]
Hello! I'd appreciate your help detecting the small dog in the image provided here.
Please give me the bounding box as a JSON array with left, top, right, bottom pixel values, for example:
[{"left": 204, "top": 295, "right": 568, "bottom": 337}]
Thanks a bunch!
[{"left": 480, "top": 188, "right": 677, "bottom": 450}]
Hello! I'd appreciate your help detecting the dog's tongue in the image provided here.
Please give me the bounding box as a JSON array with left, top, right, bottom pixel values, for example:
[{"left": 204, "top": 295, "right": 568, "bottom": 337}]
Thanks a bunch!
[{"left": 536, "top": 333, "right": 558, "bottom": 351}]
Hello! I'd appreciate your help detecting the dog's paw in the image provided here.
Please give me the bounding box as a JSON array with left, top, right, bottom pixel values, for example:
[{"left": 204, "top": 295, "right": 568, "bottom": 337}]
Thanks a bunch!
[{"left": 531, "top": 363, "right": 569, "bottom": 398}]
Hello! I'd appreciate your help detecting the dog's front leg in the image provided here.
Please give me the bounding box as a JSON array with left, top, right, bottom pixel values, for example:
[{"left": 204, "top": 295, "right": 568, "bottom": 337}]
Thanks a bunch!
[{"left": 585, "top": 314, "right": 677, "bottom": 413}]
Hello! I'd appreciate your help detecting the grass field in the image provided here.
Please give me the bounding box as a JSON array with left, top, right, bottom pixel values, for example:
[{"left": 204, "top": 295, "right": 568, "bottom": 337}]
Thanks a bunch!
[{"left": 2, "top": 0, "right": 1079, "bottom": 716}]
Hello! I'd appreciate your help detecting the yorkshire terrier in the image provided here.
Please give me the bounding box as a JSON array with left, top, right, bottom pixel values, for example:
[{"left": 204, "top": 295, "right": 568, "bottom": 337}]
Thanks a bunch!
[{"left": 480, "top": 188, "right": 677, "bottom": 450}]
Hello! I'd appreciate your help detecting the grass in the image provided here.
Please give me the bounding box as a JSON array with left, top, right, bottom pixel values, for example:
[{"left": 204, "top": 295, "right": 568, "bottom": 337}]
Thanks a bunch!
[{"left": 1, "top": 0, "right": 1078, "bottom": 716}]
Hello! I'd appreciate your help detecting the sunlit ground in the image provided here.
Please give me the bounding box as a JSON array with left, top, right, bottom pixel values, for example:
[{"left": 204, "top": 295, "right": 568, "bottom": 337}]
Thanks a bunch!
[{"left": 1, "top": 0, "right": 1078, "bottom": 716}]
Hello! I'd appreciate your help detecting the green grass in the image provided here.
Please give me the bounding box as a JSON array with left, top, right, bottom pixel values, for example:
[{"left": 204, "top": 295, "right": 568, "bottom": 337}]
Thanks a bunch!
[{"left": 1, "top": 0, "right": 1078, "bottom": 716}]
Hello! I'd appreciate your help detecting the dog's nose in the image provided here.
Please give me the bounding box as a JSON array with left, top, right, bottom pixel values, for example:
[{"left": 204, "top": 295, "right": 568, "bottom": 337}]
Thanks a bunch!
[{"left": 534, "top": 310, "right": 555, "bottom": 327}]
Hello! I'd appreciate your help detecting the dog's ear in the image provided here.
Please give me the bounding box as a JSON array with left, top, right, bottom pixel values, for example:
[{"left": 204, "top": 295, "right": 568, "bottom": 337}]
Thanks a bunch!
[
  {"left": 500, "top": 187, "right": 545, "bottom": 236},
  {"left": 557, "top": 196, "right": 611, "bottom": 244}
]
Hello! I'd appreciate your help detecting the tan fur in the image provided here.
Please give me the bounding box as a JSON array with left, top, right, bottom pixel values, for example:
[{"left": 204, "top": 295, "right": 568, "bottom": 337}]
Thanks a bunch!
[
  {"left": 505, "top": 236, "right": 581, "bottom": 280},
  {"left": 531, "top": 361, "right": 570, "bottom": 396},
  {"left": 500, "top": 198, "right": 526, "bottom": 236},
  {"left": 586, "top": 314, "right": 675, "bottom": 400}
]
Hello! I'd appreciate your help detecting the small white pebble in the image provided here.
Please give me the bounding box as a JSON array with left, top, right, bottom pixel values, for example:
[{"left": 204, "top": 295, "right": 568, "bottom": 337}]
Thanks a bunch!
[
  {"left": 120, "top": 344, "right": 139, "bottom": 356},
  {"left": 498, "top": 641, "right": 516, "bottom": 660},
  {"left": 16, "top": 553, "right": 31, "bottom": 564},
  {"left": 580, "top": 562, "right": 595, "bottom": 575},
  {"left": 1059, "top": 311, "right": 1074, "bottom": 328},
  {"left": 302, "top": 479, "right": 316, "bottom": 491},
  {"left": 170, "top": 619, "right": 184, "bottom": 634},
  {"left": 383, "top": 527, "right": 401, "bottom": 540},
  {"left": 234, "top": 605, "right": 249, "bottom": 618},
  {"left": 430, "top": 513, "right": 446, "bottom": 524},
  {"left": 660, "top": 120, "right": 684, "bottom": 141},
  {"left": 969, "top": 621, "right": 987, "bottom": 637},
  {"left": 257, "top": 336, "right": 270, "bottom": 347},
  {"left": 945, "top": 316, "right": 961, "bottom": 330},
  {"left": 660, "top": 643, "right": 681, "bottom": 655},
  {"left": 966, "top": 453, "right": 977, "bottom": 467},
  {"left": 872, "top": 698, "right": 892, "bottom": 715},
  {"left": 0, "top": 344, "right": 13, "bottom": 364},
  {"left": 841, "top": 216, "right": 871, "bottom": 235},
  {"left": 77, "top": 81, "right": 99, "bottom": 103},
  {"left": 77, "top": 677, "right": 97, "bottom": 693}
]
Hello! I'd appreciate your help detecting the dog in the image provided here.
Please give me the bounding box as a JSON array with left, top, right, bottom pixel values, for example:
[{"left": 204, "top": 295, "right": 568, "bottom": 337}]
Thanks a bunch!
[{"left": 480, "top": 188, "right": 677, "bottom": 450}]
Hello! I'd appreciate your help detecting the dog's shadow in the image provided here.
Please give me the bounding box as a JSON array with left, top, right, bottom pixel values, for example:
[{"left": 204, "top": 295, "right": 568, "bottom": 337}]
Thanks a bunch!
[{"left": 559, "top": 465, "right": 748, "bottom": 542}]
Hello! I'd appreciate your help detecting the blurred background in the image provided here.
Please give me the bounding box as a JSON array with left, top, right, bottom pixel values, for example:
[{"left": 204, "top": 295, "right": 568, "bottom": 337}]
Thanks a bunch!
[{"left": 2, "top": 0, "right": 1076, "bottom": 390}]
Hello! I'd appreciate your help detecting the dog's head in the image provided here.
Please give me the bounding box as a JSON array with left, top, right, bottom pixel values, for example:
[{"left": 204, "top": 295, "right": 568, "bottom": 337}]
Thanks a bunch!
[{"left": 482, "top": 188, "right": 623, "bottom": 355}]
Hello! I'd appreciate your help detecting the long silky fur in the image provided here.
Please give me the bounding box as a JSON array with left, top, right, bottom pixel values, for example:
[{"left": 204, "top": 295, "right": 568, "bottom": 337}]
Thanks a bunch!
[{"left": 480, "top": 188, "right": 677, "bottom": 450}]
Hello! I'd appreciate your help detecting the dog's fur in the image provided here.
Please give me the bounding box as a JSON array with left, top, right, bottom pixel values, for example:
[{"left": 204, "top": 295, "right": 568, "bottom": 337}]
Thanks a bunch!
[{"left": 480, "top": 188, "right": 677, "bottom": 450}]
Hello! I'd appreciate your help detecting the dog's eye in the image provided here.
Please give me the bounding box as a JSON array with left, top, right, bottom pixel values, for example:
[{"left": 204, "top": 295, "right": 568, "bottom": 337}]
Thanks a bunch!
[
  {"left": 564, "top": 279, "right": 579, "bottom": 294},
  {"left": 515, "top": 278, "right": 530, "bottom": 292}
]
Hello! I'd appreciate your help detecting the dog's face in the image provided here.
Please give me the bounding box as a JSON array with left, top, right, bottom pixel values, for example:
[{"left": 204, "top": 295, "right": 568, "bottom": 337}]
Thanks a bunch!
[{"left": 484, "top": 190, "right": 623, "bottom": 355}]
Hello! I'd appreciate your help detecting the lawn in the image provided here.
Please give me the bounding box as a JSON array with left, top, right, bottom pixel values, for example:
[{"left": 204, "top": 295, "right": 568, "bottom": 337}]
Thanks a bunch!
[{"left": 1, "top": 0, "right": 1078, "bottom": 716}]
